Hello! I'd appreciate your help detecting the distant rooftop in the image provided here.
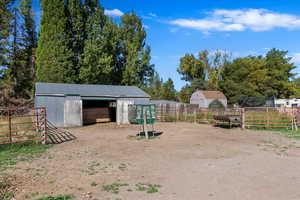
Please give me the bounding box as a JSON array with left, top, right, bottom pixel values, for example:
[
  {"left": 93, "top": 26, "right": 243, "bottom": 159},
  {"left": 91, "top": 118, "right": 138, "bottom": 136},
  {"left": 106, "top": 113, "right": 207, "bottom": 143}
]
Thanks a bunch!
[
  {"left": 198, "top": 90, "right": 226, "bottom": 99},
  {"left": 35, "top": 82, "right": 150, "bottom": 98},
  {"left": 150, "top": 100, "right": 181, "bottom": 104}
]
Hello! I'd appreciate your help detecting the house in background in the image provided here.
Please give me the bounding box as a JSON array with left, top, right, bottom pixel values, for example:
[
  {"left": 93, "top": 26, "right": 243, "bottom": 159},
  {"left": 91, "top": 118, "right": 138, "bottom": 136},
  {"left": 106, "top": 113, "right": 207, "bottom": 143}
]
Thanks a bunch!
[
  {"left": 190, "top": 90, "right": 227, "bottom": 108},
  {"left": 274, "top": 98, "right": 300, "bottom": 108},
  {"left": 35, "top": 82, "right": 150, "bottom": 127}
]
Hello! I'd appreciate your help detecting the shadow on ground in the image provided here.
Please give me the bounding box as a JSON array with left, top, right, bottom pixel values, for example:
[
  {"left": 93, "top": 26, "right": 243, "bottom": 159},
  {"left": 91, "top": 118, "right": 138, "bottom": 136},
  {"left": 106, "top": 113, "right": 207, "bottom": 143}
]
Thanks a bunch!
[{"left": 46, "top": 121, "right": 76, "bottom": 144}]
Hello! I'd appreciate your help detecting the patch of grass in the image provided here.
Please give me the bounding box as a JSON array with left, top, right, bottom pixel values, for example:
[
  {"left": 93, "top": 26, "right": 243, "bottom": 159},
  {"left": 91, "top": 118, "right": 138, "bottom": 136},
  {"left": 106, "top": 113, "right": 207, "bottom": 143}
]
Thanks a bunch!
[
  {"left": 0, "top": 175, "right": 15, "bottom": 200},
  {"left": 118, "top": 163, "right": 127, "bottom": 171},
  {"left": 279, "top": 129, "right": 300, "bottom": 139},
  {"left": 102, "top": 183, "right": 129, "bottom": 194},
  {"left": 90, "top": 182, "right": 98, "bottom": 187},
  {"left": 36, "top": 194, "right": 73, "bottom": 200},
  {"left": 0, "top": 142, "right": 52, "bottom": 171},
  {"left": 135, "top": 183, "right": 161, "bottom": 194}
]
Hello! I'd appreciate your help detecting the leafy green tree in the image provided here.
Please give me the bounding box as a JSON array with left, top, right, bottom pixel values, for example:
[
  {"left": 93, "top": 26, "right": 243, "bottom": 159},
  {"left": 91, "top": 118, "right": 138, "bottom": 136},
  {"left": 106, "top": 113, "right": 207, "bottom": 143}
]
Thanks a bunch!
[
  {"left": 120, "top": 13, "right": 154, "bottom": 86},
  {"left": 36, "top": 0, "right": 76, "bottom": 83},
  {"left": 177, "top": 51, "right": 208, "bottom": 82},
  {"left": 161, "top": 78, "right": 177, "bottom": 101},
  {"left": 219, "top": 49, "right": 296, "bottom": 105}
]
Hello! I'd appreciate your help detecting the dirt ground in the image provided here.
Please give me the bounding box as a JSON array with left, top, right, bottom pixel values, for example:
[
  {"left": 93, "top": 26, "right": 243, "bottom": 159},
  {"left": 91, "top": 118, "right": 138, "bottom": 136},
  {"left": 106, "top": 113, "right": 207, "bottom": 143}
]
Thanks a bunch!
[{"left": 7, "top": 122, "right": 300, "bottom": 200}]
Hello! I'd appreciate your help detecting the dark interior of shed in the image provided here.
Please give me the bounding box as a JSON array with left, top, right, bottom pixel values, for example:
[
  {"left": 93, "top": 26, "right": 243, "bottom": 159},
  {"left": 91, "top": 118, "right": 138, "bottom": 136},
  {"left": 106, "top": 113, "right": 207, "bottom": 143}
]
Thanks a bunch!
[{"left": 82, "top": 100, "right": 116, "bottom": 124}]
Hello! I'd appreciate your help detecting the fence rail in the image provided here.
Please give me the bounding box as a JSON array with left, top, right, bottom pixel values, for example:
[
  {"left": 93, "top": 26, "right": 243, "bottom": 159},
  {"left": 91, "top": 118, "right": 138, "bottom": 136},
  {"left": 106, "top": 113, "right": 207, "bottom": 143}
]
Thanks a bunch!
[
  {"left": 0, "top": 107, "right": 47, "bottom": 145},
  {"left": 155, "top": 104, "right": 300, "bottom": 130}
]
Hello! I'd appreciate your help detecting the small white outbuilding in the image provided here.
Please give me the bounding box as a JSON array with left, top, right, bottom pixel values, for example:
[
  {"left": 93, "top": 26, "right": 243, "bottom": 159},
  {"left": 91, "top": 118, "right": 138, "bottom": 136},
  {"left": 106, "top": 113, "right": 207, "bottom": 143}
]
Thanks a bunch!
[{"left": 190, "top": 90, "right": 227, "bottom": 108}]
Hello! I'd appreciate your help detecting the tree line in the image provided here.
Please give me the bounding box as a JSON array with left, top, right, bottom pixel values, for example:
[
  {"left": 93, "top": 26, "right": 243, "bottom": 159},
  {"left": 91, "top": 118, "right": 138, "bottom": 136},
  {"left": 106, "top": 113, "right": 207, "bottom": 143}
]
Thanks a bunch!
[
  {"left": 0, "top": 0, "right": 162, "bottom": 105},
  {"left": 177, "top": 49, "right": 298, "bottom": 105},
  {"left": 1, "top": 0, "right": 299, "bottom": 106}
]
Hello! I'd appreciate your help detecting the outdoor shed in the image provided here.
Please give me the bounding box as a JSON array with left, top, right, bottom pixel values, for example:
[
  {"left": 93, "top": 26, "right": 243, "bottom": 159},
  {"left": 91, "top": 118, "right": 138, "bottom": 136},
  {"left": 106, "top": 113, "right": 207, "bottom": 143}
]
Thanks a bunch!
[
  {"left": 190, "top": 90, "right": 227, "bottom": 108},
  {"left": 35, "top": 82, "right": 150, "bottom": 127}
]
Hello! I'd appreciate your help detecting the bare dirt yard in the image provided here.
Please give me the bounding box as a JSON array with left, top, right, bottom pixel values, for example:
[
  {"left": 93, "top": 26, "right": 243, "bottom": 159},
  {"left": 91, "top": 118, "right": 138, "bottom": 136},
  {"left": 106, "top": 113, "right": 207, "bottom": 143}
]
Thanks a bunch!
[{"left": 6, "top": 122, "right": 300, "bottom": 200}]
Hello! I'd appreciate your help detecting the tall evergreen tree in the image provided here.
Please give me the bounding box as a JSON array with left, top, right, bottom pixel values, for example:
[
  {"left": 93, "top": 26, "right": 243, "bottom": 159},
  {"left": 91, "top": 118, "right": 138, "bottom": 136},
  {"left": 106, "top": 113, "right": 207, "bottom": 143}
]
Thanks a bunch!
[
  {"left": 67, "top": 0, "right": 85, "bottom": 82},
  {"left": 36, "top": 0, "right": 76, "bottom": 83},
  {"left": 18, "top": 0, "right": 37, "bottom": 96},
  {"left": 120, "top": 13, "right": 154, "bottom": 86},
  {"left": 0, "top": 0, "right": 15, "bottom": 73},
  {"left": 79, "top": 1, "right": 115, "bottom": 84},
  {"left": 161, "top": 78, "right": 177, "bottom": 101}
]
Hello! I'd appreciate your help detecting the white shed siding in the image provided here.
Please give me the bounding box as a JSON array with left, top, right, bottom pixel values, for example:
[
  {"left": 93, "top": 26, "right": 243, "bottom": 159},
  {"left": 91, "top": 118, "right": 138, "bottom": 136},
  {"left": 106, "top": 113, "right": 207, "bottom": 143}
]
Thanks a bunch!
[
  {"left": 190, "top": 91, "right": 227, "bottom": 108},
  {"left": 190, "top": 91, "right": 207, "bottom": 107}
]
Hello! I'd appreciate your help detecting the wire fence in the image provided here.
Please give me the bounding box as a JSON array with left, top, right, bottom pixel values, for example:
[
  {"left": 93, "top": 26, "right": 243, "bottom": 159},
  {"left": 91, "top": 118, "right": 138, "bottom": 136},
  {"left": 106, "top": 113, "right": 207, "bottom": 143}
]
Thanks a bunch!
[{"left": 0, "top": 107, "right": 47, "bottom": 145}]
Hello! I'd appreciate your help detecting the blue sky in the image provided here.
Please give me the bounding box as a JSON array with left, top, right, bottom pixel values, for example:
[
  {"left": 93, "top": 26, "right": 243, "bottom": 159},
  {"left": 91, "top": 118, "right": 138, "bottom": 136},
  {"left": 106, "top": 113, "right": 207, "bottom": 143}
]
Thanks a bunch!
[{"left": 31, "top": 0, "right": 300, "bottom": 90}]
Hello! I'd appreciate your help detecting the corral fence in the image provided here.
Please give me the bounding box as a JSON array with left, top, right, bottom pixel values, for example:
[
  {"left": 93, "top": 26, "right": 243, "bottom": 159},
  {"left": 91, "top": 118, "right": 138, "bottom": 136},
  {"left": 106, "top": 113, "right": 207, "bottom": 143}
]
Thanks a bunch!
[
  {"left": 155, "top": 103, "right": 300, "bottom": 130},
  {"left": 0, "top": 107, "right": 47, "bottom": 145},
  {"left": 155, "top": 103, "right": 240, "bottom": 124},
  {"left": 242, "top": 107, "right": 297, "bottom": 130}
]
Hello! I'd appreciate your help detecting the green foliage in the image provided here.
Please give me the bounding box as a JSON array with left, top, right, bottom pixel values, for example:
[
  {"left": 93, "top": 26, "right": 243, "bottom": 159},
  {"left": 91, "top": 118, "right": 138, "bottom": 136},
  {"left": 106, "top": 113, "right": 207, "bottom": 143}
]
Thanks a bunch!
[
  {"left": 0, "top": 175, "right": 15, "bottom": 200},
  {"left": 0, "top": 142, "right": 52, "bottom": 171},
  {"left": 36, "top": 0, "right": 76, "bottom": 83},
  {"left": 161, "top": 78, "right": 177, "bottom": 101},
  {"left": 219, "top": 48, "right": 296, "bottom": 104},
  {"left": 0, "top": 0, "right": 15, "bottom": 68},
  {"left": 120, "top": 13, "right": 154, "bottom": 86},
  {"left": 135, "top": 183, "right": 161, "bottom": 194},
  {"left": 102, "top": 183, "right": 129, "bottom": 194},
  {"left": 208, "top": 99, "right": 225, "bottom": 110},
  {"left": 177, "top": 50, "right": 229, "bottom": 103}
]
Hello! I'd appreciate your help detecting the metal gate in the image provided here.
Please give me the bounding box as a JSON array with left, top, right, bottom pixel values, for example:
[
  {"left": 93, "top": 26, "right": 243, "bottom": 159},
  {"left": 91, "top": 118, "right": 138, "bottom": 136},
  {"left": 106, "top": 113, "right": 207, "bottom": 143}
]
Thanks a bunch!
[{"left": 0, "top": 107, "right": 47, "bottom": 144}]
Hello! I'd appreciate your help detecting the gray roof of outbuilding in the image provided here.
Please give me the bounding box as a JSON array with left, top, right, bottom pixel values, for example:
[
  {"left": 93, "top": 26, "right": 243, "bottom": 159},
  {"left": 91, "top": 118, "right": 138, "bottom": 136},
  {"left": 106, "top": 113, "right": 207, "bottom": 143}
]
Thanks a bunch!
[
  {"left": 150, "top": 100, "right": 181, "bottom": 104},
  {"left": 35, "top": 82, "right": 150, "bottom": 98}
]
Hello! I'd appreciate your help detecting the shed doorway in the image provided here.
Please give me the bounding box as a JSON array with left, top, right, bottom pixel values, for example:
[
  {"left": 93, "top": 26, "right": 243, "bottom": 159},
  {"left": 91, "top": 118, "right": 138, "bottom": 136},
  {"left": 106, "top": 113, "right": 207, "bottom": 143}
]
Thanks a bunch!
[{"left": 82, "top": 99, "right": 116, "bottom": 125}]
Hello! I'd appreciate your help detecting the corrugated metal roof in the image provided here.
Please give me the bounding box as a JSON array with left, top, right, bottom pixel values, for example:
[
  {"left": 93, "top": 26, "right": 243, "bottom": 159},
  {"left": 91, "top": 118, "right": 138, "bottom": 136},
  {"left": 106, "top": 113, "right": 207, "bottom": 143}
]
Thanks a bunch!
[
  {"left": 199, "top": 90, "right": 226, "bottom": 99},
  {"left": 35, "top": 82, "right": 150, "bottom": 98}
]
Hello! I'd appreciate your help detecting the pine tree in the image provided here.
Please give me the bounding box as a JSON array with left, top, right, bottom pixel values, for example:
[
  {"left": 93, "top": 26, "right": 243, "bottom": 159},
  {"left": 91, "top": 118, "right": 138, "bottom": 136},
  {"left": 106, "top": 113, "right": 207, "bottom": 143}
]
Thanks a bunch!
[
  {"left": 161, "top": 78, "right": 177, "bottom": 101},
  {"left": 36, "top": 0, "right": 76, "bottom": 83},
  {"left": 18, "top": 0, "right": 37, "bottom": 97},
  {"left": 120, "top": 13, "right": 154, "bottom": 86},
  {"left": 79, "top": 1, "right": 114, "bottom": 84},
  {"left": 0, "top": 0, "right": 15, "bottom": 72},
  {"left": 67, "top": 0, "right": 85, "bottom": 82}
]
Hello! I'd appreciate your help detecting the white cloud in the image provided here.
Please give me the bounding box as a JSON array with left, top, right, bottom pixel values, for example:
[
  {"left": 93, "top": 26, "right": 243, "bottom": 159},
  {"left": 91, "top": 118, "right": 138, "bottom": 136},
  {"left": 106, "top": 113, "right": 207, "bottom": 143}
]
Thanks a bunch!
[
  {"left": 104, "top": 9, "right": 124, "bottom": 17},
  {"left": 170, "top": 9, "right": 300, "bottom": 33},
  {"left": 149, "top": 13, "right": 157, "bottom": 17},
  {"left": 292, "top": 53, "right": 300, "bottom": 65},
  {"left": 143, "top": 25, "right": 150, "bottom": 29}
]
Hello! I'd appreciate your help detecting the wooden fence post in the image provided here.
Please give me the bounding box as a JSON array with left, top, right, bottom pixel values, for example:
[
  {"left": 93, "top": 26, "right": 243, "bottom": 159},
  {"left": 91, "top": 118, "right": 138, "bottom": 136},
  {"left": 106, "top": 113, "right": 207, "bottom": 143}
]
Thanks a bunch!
[
  {"left": 8, "top": 109, "right": 12, "bottom": 144},
  {"left": 194, "top": 109, "right": 197, "bottom": 124},
  {"left": 241, "top": 108, "right": 245, "bottom": 130}
]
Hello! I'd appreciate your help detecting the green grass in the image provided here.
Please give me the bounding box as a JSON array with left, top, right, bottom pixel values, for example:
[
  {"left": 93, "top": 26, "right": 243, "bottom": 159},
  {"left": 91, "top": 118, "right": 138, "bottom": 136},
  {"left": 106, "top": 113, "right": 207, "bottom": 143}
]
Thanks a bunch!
[
  {"left": 135, "top": 183, "right": 161, "bottom": 194},
  {"left": 279, "top": 129, "right": 300, "bottom": 139},
  {"left": 36, "top": 194, "right": 73, "bottom": 200},
  {"left": 0, "top": 175, "right": 15, "bottom": 200},
  {"left": 0, "top": 142, "right": 52, "bottom": 171},
  {"left": 102, "top": 183, "right": 129, "bottom": 194}
]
